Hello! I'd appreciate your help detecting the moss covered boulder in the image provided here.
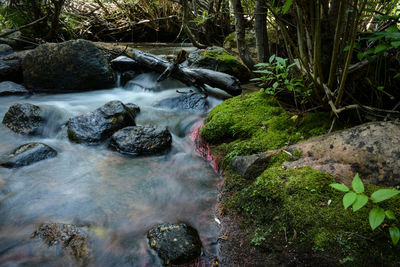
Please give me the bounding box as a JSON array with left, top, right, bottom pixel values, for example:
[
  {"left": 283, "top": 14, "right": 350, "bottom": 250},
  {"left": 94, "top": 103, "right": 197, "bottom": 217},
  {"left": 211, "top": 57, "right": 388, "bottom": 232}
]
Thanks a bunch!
[
  {"left": 2, "top": 103, "right": 44, "bottom": 135},
  {"left": 22, "top": 39, "right": 116, "bottom": 92},
  {"left": 199, "top": 91, "right": 400, "bottom": 265},
  {"left": 188, "top": 47, "right": 251, "bottom": 82}
]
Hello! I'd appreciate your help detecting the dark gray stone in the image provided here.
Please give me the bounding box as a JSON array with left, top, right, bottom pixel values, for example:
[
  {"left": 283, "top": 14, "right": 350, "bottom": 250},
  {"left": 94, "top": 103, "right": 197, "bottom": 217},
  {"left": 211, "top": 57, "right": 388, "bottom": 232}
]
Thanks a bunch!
[
  {"left": 120, "top": 70, "right": 136, "bottom": 86},
  {"left": 109, "top": 125, "right": 172, "bottom": 155},
  {"left": 22, "top": 39, "right": 116, "bottom": 92},
  {"left": 0, "top": 50, "right": 29, "bottom": 83},
  {"left": 0, "top": 44, "right": 13, "bottom": 57},
  {"left": 154, "top": 93, "right": 208, "bottom": 113},
  {"left": 0, "top": 142, "right": 57, "bottom": 168},
  {"left": 0, "top": 81, "right": 29, "bottom": 96},
  {"left": 2, "top": 103, "right": 44, "bottom": 135},
  {"left": 230, "top": 151, "right": 278, "bottom": 179},
  {"left": 110, "top": 56, "right": 138, "bottom": 72},
  {"left": 67, "top": 100, "right": 139, "bottom": 144},
  {"left": 147, "top": 223, "right": 202, "bottom": 265}
]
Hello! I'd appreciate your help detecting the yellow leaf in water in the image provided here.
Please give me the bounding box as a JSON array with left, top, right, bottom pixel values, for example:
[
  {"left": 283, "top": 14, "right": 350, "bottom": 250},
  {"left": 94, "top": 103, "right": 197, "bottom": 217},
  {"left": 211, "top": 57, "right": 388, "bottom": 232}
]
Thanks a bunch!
[
  {"left": 90, "top": 226, "right": 106, "bottom": 238},
  {"left": 290, "top": 115, "right": 298, "bottom": 122}
]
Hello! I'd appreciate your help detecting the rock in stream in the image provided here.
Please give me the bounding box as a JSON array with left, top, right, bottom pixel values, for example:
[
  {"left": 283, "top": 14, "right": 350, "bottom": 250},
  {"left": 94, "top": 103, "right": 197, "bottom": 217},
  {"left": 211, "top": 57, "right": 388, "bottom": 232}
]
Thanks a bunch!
[
  {"left": 147, "top": 223, "right": 202, "bottom": 265},
  {"left": 109, "top": 125, "right": 172, "bottom": 155},
  {"left": 2, "top": 103, "right": 44, "bottom": 135},
  {"left": 67, "top": 100, "right": 139, "bottom": 144},
  {"left": 0, "top": 142, "right": 57, "bottom": 168}
]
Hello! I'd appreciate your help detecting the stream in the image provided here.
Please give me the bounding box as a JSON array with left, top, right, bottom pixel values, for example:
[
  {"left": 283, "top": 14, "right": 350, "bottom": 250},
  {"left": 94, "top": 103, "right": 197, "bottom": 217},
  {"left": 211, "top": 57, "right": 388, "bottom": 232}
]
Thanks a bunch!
[{"left": 0, "top": 52, "right": 222, "bottom": 265}]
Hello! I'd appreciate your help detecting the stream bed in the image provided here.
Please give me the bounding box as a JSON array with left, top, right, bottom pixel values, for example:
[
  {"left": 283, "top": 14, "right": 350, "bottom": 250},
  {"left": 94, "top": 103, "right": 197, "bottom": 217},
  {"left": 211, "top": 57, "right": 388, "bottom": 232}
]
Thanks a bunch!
[{"left": 0, "top": 71, "right": 221, "bottom": 266}]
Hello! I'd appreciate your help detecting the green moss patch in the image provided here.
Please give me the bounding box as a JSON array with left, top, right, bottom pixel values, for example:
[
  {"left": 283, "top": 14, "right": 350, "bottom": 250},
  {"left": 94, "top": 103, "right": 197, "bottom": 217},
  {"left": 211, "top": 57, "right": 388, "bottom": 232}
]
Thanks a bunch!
[
  {"left": 201, "top": 91, "right": 400, "bottom": 265},
  {"left": 201, "top": 49, "right": 238, "bottom": 64},
  {"left": 200, "top": 90, "right": 331, "bottom": 167}
]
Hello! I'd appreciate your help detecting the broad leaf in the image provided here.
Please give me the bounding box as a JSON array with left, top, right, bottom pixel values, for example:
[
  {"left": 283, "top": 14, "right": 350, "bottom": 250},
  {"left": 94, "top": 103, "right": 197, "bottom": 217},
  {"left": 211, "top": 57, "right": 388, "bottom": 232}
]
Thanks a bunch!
[
  {"left": 352, "top": 173, "right": 364, "bottom": 193},
  {"left": 371, "top": 189, "right": 400, "bottom": 203},
  {"left": 343, "top": 192, "right": 357, "bottom": 209},
  {"left": 391, "top": 41, "right": 400, "bottom": 48},
  {"left": 269, "top": 55, "right": 276, "bottom": 63},
  {"left": 352, "top": 194, "right": 368, "bottom": 212},
  {"left": 385, "top": 210, "right": 397, "bottom": 220},
  {"left": 330, "top": 183, "right": 350, "bottom": 192},
  {"left": 389, "top": 226, "right": 400, "bottom": 245},
  {"left": 369, "top": 208, "right": 385, "bottom": 230},
  {"left": 282, "top": 0, "right": 293, "bottom": 14},
  {"left": 375, "top": 44, "right": 390, "bottom": 54}
]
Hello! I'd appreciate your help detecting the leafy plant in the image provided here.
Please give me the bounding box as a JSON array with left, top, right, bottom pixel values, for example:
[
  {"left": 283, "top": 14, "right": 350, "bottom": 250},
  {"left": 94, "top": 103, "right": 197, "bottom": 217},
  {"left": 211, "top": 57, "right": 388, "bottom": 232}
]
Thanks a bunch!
[
  {"left": 251, "top": 55, "right": 311, "bottom": 107},
  {"left": 330, "top": 173, "right": 400, "bottom": 246}
]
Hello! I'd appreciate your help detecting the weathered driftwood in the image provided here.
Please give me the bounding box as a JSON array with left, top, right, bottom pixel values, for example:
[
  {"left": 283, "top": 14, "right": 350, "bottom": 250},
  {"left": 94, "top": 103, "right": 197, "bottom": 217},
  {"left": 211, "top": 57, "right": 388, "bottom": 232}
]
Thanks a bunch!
[{"left": 124, "top": 48, "right": 242, "bottom": 96}]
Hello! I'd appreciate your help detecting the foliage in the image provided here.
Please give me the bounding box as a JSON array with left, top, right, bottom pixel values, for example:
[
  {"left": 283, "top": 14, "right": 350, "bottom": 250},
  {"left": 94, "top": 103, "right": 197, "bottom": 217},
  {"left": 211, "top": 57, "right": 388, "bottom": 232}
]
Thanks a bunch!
[
  {"left": 331, "top": 173, "right": 400, "bottom": 246},
  {"left": 251, "top": 55, "right": 311, "bottom": 107}
]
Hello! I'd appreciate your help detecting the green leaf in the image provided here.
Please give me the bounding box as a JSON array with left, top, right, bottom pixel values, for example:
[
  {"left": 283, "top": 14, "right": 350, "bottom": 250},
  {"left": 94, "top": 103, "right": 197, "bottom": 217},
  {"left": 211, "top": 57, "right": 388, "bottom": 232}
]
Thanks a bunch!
[
  {"left": 352, "top": 173, "right": 364, "bottom": 193},
  {"left": 272, "top": 82, "right": 279, "bottom": 89},
  {"left": 369, "top": 208, "right": 385, "bottom": 230},
  {"left": 370, "top": 189, "right": 400, "bottom": 203},
  {"left": 394, "top": 73, "right": 400, "bottom": 79},
  {"left": 389, "top": 226, "right": 400, "bottom": 245},
  {"left": 391, "top": 41, "right": 400, "bottom": 48},
  {"left": 385, "top": 210, "right": 397, "bottom": 220},
  {"left": 343, "top": 192, "right": 357, "bottom": 209},
  {"left": 344, "top": 45, "right": 351, "bottom": 51},
  {"left": 269, "top": 55, "right": 276, "bottom": 63},
  {"left": 375, "top": 44, "right": 390, "bottom": 54},
  {"left": 282, "top": 0, "right": 293, "bottom": 14},
  {"left": 352, "top": 194, "right": 368, "bottom": 212},
  {"left": 330, "top": 183, "right": 350, "bottom": 192}
]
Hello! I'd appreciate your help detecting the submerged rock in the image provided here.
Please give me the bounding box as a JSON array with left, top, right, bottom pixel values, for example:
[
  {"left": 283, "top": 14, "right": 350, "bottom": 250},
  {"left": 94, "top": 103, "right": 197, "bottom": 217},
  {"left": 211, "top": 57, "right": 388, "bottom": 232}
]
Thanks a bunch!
[
  {"left": 67, "top": 100, "right": 139, "bottom": 144},
  {"left": 0, "top": 142, "right": 57, "bottom": 168},
  {"left": 0, "top": 81, "right": 29, "bottom": 96},
  {"left": 2, "top": 103, "right": 44, "bottom": 134},
  {"left": 109, "top": 125, "right": 172, "bottom": 155},
  {"left": 147, "top": 223, "right": 202, "bottom": 265},
  {"left": 22, "top": 39, "right": 115, "bottom": 92},
  {"left": 154, "top": 93, "right": 208, "bottom": 113},
  {"left": 33, "top": 223, "right": 90, "bottom": 263},
  {"left": 188, "top": 46, "right": 251, "bottom": 82}
]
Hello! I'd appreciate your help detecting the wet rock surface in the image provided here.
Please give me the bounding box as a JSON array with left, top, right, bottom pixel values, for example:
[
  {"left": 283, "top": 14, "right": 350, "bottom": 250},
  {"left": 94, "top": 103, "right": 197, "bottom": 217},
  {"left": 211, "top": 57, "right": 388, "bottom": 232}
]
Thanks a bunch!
[
  {"left": 0, "top": 50, "right": 29, "bottom": 83},
  {"left": 0, "top": 81, "right": 29, "bottom": 96},
  {"left": 2, "top": 103, "right": 44, "bottom": 134},
  {"left": 110, "top": 55, "right": 139, "bottom": 72},
  {"left": 67, "top": 100, "right": 139, "bottom": 144},
  {"left": 231, "top": 121, "right": 400, "bottom": 186},
  {"left": 147, "top": 223, "right": 202, "bottom": 265},
  {"left": 109, "top": 125, "right": 172, "bottom": 155},
  {"left": 154, "top": 93, "right": 208, "bottom": 113},
  {"left": 22, "top": 39, "right": 115, "bottom": 92},
  {"left": 33, "top": 223, "right": 90, "bottom": 263},
  {"left": 0, "top": 142, "right": 57, "bottom": 168}
]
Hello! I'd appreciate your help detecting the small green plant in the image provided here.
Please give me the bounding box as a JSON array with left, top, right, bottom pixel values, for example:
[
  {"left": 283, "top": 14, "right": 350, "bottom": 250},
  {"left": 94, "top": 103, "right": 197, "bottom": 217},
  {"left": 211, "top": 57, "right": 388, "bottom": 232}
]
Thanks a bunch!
[
  {"left": 251, "top": 55, "right": 311, "bottom": 108},
  {"left": 330, "top": 173, "right": 400, "bottom": 246}
]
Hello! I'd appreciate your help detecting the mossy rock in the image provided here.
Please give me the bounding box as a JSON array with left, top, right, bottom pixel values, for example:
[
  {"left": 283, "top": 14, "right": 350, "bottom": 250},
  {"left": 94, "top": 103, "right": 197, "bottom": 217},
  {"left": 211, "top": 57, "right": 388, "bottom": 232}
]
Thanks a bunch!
[
  {"left": 200, "top": 90, "right": 331, "bottom": 167},
  {"left": 189, "top": 46, "right": 251, "bottom": 82},
  {"left": 200, "top": 90, "right": 400, "bottom": 265}
]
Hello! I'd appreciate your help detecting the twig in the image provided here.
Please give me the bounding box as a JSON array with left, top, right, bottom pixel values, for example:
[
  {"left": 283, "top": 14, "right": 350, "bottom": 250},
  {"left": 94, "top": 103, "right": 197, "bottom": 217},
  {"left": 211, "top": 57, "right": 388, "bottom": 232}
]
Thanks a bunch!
[{"left": 0, "top": 16, "right": 48, "bottom": 38}]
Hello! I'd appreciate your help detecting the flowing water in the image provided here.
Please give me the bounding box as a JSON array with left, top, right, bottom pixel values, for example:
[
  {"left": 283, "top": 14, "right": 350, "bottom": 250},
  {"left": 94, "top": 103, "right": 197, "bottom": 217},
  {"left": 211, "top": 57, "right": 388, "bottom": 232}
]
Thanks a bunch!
[{"left": 0, "top": 70, "right": 222, "bottom": 266}]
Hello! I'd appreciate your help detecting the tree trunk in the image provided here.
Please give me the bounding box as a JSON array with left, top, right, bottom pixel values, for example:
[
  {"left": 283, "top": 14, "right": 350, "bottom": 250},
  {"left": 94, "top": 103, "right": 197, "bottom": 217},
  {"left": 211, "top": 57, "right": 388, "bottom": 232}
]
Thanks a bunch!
[
  {"left": 46, "top": 0, "right": 65, "bottom": 40},
  {"left": 254, "top": 0, "right": 269, "bottom": 62},
  {"left": 231, "top": 0, "right": 255, "bottom": 69}
]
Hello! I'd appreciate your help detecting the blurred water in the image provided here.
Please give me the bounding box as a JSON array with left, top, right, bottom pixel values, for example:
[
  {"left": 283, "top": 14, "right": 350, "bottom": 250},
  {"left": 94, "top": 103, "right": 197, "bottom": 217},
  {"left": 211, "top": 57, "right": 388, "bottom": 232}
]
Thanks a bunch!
[{"left": 0, "top": 73, "right": 222, "bottom": 266}]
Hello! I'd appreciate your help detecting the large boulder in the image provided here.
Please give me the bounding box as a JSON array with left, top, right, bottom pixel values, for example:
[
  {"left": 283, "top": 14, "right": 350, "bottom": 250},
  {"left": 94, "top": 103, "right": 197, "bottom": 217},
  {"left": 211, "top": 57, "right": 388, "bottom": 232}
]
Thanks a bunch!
[
  {"left": 2, "top": 103, "right": 44, "bottom": 135},
  {"left": 67, "top": 100, "right": 139, "bottom": 144},
  {"left": 0, "top": 81, "right": 29, "bottom": 96},
  {"left": 33, "top": 223, "right": 90, "bottom": 263},
  {"left": 109, "top": 125, "right": 172, "bottom": 155},
  {"left": 147, "top": 223, "right": 202, "bottom": 265},
  {"left": 188, "top": 46, "right": 251, "bottom": 82},
  {"left": 22, "top": 39, "right": 116, "bottom": 92},
  {"left": 231, "top": 121, "right": 400, "bottom": 186},
  {"left": 154, "top": 93, "right": 208, "bottom": 113},
  {"left": 0, "top": 142, "right": 57, "bottom": 168}
]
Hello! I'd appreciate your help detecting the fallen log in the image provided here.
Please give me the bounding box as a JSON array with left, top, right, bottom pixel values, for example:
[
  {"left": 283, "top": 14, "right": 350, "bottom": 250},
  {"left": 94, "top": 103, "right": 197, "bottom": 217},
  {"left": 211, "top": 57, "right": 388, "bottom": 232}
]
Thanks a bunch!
[{"left": 121, "top": 48, "right": 242, "bottom": 96}]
